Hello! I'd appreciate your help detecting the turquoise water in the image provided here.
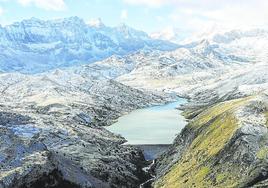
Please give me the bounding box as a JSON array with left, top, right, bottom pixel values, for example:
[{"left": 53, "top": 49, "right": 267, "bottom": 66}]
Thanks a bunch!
[{"left": 106, "top": 98, "right": 187, "bottom": 145}]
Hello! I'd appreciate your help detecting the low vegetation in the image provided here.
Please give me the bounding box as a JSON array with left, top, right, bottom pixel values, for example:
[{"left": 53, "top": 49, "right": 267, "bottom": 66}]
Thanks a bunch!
[{"left": 155, "top": 97, "right": 254, "bottom": 188}]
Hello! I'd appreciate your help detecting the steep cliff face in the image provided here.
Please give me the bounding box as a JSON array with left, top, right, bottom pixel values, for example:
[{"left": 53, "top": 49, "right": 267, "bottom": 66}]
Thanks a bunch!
[{"left": 154, "top": 94, "right": 268, "bottom": 187}]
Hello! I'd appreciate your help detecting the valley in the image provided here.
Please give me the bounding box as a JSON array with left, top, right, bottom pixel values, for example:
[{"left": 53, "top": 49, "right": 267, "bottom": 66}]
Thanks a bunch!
[{"left": 0, "top": 17, "right": 268, "bottom": 188}]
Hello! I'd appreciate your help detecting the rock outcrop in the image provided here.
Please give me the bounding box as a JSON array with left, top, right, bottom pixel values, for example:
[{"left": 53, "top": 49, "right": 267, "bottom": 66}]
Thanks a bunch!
[{"left": 0, "top": 71, "right": 169, "bottom": 188}]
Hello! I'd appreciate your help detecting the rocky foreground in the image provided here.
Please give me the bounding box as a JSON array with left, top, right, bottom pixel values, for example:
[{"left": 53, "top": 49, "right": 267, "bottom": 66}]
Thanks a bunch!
[{"left": 0, "top": 71, "right": 170, "bottom": 188}]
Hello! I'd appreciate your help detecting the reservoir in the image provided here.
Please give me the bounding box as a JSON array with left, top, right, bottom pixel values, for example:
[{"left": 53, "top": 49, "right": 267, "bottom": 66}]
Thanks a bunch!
[{"left": 106, "top": 98, "right": 187, "bottom": 145}]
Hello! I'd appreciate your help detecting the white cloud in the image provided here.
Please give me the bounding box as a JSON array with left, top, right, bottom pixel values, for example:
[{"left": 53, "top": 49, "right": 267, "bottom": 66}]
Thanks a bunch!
[
  {"left": 121, "top": 9, "right": 128, "bottom": 20},
  {"left": 87, "top": 18, "right": 104, "bottom": 27},
  {"left": 165, "top": 1, "right": 268, "bottom": 34},
  {"left": 17, "top": 0, "right": 66, "bottom": 11},
  {"left": 201, "top": 3, "right": 268, "bottom": 29},
  {"left": 151, "top": 26, "right": 175, "bottom": 40},
  {"left": 124, "top": 0, "right": 268, "bottom": 32}
]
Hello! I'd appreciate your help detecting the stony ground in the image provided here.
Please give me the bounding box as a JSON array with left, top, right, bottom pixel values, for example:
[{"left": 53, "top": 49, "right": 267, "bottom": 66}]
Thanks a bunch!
[{"left": 0, "top": 71, "right": 171, "bottom": 188}]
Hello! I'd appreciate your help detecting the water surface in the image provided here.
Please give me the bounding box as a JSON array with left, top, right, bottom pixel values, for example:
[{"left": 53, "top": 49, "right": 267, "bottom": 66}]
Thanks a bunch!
[{"left": 106, "top": 98, "right": 187, "bottom": 145}]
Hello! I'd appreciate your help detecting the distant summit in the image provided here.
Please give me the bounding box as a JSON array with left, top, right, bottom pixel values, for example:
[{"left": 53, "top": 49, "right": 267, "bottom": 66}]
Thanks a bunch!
[
  {"left": 0, "top": 17, "right": 178, "bottom": 73},
  {"left": 88, "top": 18, "right": 105, "bottom": 28}
]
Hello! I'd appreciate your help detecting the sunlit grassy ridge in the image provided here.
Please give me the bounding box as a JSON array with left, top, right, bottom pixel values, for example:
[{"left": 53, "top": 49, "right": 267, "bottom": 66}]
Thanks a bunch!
[{"left": 154, "top": 97, "right": 252, "bottom": 188}]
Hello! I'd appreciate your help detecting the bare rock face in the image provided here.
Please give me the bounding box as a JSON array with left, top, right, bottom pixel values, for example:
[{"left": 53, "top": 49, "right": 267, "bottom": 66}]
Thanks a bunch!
[{"left": 0, "top": 72, "right": 169, "bottom": 188}]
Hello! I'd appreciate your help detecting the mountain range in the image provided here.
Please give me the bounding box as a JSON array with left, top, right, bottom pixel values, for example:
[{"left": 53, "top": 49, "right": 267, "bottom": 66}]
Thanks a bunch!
[
  {"left": 0, "top": 17, "right": 177, "bottom": 73},
  {"left": 0, "top": 17, "right": 268, "bottom": 188}
]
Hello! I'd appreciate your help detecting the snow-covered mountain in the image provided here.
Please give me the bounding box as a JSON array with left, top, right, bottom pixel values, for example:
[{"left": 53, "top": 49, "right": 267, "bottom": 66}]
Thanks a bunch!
[
  {"left": 1, "top": 20, "right": 268, "bottom": 187},
  {"left": 51, "top": 27, "right": 265, "bottom": 102},
  {"left": 79, "top": 28, "right": 266, "bottom": 76},
  {"left": 0, "top": 17, "right": 178, "bottom": 73},
  {"left": 118, "top": 29, "right": 268, "bottom": 91}
]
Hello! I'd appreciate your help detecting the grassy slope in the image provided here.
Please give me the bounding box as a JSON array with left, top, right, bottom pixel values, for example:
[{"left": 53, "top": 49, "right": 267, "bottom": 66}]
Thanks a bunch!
[{"left": 154, "top": 97, "right": 252, "bottom": 188}]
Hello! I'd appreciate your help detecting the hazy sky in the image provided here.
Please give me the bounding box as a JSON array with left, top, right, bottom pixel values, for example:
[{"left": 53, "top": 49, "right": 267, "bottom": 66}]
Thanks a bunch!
[{"left": 0, "top": 0, "right": 268, "bottom": 34}]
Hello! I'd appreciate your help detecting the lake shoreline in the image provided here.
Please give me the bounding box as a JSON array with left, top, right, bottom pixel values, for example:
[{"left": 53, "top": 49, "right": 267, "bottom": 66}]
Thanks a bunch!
[
  {"left": 106, "top": 98, "right": 187, "bottom": 145},
  {"left": 106, "top": 98, "right": 188, "bottom": 187}
]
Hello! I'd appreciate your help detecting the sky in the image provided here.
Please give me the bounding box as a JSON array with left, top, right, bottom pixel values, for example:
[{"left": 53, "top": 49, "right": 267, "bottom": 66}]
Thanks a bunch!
[{"left": 0, "top": 0, "right": 268, "bottom": 36}]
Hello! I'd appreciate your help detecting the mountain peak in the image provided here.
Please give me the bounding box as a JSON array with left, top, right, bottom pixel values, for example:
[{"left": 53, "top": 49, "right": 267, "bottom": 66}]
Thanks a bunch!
[
  {"left": 60, "top": 16, "right": 85, "bottom": 24},
  {"left": 115, "top": 23, "right": 149, "bottom": 39},
  {"left": 117, "top": 23, "right": 130, "bottom": 31},
  {"left": 19, "top": 17, "right": 43, "bottom": 25},
  {"left": 0, "top": 17, "right": 177, "bottom": 73},
  {"left": 88, "top": 18, "right": 105, "bottom": 28},
  {"left": 28, "top": 17, "right": 42, "bottom": 22}
]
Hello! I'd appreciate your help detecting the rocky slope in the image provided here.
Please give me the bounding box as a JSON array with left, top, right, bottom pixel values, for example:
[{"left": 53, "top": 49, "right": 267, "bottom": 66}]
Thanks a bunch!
[
  {"left": 0, "top": 70, "right": 170, "bottom": 188},
  {"left": 150, "top": 30, "right": 268, "bottom": 187},
  {"left": 30, "top": 28, "right": 266, "bottom": 98},
  {"left": 117, "top": 29, "right": 268, "bottom": 96}
]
